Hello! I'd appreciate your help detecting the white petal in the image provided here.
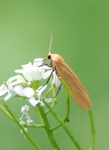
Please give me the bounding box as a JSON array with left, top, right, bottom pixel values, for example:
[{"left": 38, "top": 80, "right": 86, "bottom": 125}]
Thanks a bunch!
[
  {"left": 37, "top": 84, "right": 47, "bottom": 92},
  {"left": 42, "top": 66, "right": 51, "bottom": 69},
  {"left": 20, "top": 120, "right": 25, "bottom": 125},
  {"left": 29, "top": 98, "right": 40, "bottom": 106},
  {"left": 43, "top": 70, "right": 52, "bottom": 79},
  {"left": 21, "top": 105, "right": 29, "bottom": 113},
  {"left": 55, "top": 78, "right": 61, "bottom": 88},
  {"left": 34, "top": 58, "right": 43, "bottom": 66},
  {"left": 0, "top": 89, "right": 7, "bottom": 96},
  {"left": 22, "top": 62, "right": 32, "bottom": 68},
  {"left": 23, "top": 87, "right": 34, "bottom": 98},
  {"left": 0, "top": 84, "right": 6, "bottom": 90},
  {"left": 27, "top": 119, "right": 33, "bottom": 124},
  {"left": 30, "top": 66, "right": 44, "bottom": 81},
  {"left": 22, "top": 69, "right": 33, "bottom": 81},
  {"left": 40, "top": 101, "right": 44, "bottom": 106},
  {"left": 8, "top": 85, "right": 17, "bottom": 95},
  {"left": 4, "top": 93, "right": 12, "bottom": 101},
  {"left": 14, "top": 69, "right": 24, "bottom": 73},
  {"left": 14, "top": 86, "right": 24, "bottom": 96},
  {"left": 37, "top": 85, "right": 47, "bottom": 99},
  {"left": 7, "top": 75, "right": 20, "bottom": 83},
  {"left": 52, "top": 72, "right": 61, "bottom": 88},
  {"left": 11, "top": 80, "right": 23, "bottom": 86}
]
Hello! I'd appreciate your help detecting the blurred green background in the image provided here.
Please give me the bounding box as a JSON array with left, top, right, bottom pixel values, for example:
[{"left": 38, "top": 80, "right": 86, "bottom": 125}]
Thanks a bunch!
[{"left": 0, "top": 0, "right": 109, "bottom": 150}]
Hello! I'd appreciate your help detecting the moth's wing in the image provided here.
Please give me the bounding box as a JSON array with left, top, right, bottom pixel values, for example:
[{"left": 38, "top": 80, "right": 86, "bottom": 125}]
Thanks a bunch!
[{"left": 55, "top": 59, "right": 92, "bottom": 111}]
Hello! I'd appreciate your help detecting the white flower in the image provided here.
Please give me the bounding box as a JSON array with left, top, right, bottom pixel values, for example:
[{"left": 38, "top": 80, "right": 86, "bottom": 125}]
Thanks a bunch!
[
  {"left": 20, "top": 105, "right": 33, "bottom": 124},
  {"left": 0, "top": 57, "right": 59, "bottom": 105},
  {"left": 20, "top": 105, "right": 34, "bottom": 136},
  {"left": 15, "top": 63, "right": 44, "bottom": 82},
  {"left": 23, "top": 85, "right": 47, "bottom": 106},
  {"left": 0, "top": 75, "right": 25, "bottom": 101},
  {"left": 15, "top": 59, "right": 51, "bottom": 82}
]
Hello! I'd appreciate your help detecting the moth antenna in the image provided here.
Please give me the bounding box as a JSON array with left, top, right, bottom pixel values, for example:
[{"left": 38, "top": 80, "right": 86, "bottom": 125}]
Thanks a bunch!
[{"left": 48, "top": 33, "right": 53, "bottom": 53}]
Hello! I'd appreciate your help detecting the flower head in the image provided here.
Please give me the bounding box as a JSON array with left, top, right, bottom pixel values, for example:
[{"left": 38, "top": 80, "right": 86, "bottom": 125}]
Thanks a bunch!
[
  {"left": 23, "top": 85, "right": 47, "bottom": 106},
  {"left": 0, "top": 57, "right": 61, "bottom": 107},
  {"left": 0, "top": 75, "right": 26, "bottom": 101},
  {"left": 15, "top": 62, "right": 44, "bottom": 82}
]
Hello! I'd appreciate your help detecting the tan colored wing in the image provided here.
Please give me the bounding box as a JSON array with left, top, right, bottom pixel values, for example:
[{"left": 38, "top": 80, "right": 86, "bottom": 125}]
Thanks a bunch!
[{"left": 54, "top": 57, "right": 92, "bottom": 111}]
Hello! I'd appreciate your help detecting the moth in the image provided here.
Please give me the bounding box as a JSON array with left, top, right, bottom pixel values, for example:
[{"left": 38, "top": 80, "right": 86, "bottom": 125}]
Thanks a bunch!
[{"left": 46, "top": 52, "right": 92, "bottom": 111}]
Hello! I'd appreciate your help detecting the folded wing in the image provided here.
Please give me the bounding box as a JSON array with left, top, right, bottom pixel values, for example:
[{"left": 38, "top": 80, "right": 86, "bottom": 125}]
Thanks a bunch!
[{"left": 55, "top": 58, "right": 92, "bottom": 111}]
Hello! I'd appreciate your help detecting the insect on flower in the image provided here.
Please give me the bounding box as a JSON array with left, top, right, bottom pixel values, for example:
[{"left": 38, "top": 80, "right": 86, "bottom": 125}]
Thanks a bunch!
[{"left": 43, "top": 34, "right": 92, "bottom": 111}]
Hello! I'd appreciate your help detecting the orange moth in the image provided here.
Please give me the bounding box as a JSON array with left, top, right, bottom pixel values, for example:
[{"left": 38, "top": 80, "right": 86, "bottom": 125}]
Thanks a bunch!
[
  {"left": 44, "top": 34, "right": 92, "bottom": 111},
  {"left": 46, "top": 52, "right": 92, "bottom": 111}
]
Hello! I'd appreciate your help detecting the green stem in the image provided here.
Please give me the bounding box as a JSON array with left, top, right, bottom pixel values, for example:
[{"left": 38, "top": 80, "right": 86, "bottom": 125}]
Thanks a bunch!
[
  {"left": 50, "top": 124, "right": 61, "bottom": 132},
  {"left": 37, "top": 105, "right": 60, "bottom": 150},
  {"left": 31, "top": 81, "right": 38, "bottom": 99},
  {"left": 45, "top": 99, "right": 57, "bottom": 114},
  {"left": 60, "top": 79, "right": 70, "bottom": 121},
  {"left": 0, "top": 104, "right": 14, "bottom": 121},
  {"left": 44, "top": 84, "right": 57, "bottom": 114},
  {"left": 44, "top": 84, "right": 55, "bottom": 97},
  {"left": 88, "top": 110, "right": 95, "bottom": 150},
  {"left": 45, "top": 101, "right": 82, "bottom": 150},
  {"left": 3, "top": 101, "right": 41, "bottom": 150},
  {"left": 24, "top": 123, "right": 45, "bottom": 128},
  {"left": 32, "top": 82, "right": 60, "bottom": 150}
]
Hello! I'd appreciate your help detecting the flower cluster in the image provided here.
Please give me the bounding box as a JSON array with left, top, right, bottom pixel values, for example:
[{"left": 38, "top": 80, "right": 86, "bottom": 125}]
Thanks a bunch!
[{"left": 0, "top": 58, "right": 61, "bottom": 107}]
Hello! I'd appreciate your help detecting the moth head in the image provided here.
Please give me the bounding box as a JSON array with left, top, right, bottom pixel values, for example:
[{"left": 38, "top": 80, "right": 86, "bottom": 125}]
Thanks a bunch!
[
  {"left": 47, "top": 53, "right": 52, "bottom": 60},
  {"left": 47, "top": 53, "right": 55, "bottom": 69}
]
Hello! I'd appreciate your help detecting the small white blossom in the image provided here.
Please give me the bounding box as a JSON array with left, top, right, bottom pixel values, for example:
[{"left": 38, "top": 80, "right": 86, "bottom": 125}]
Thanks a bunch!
[
  {"left": 39, "top": 101, "right": 44, "bottom": 106},
  {"left": 23, "top": 85, "right": 47, "bottom": 106},
  {"left": 20, "top": 105, "right": 33, "bottom": 124},
  {"left": 15, "top": 62, "right": 44, "bottom": 82},
  {"left": 0, "top": 75, "right": 25, "bottom": 101},
  {"left": 23, "top": 87, "right": 34, "bottom": 99},
  {"left": 21, "top": 105, "right": 29, "bottom": 113},
  {"left": 15, "top": 59, "right": 51, "bottom": 82}
]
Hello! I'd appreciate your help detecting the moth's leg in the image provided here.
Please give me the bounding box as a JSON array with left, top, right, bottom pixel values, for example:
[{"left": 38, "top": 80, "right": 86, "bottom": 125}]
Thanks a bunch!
[
  {"left": 38, "top": 64, "right": 51, "bottom": 68},
  {"left": 53, "top": 83, "right": 62, "bottom": 99},
  {"left": 39, "top": 69, "right": 54, "bottom": 90}
]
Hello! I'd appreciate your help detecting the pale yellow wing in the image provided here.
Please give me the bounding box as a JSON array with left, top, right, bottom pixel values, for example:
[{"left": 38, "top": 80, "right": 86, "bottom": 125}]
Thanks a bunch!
[{"left": 54, "top": 56, "right": 92, "bottom": 111}]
